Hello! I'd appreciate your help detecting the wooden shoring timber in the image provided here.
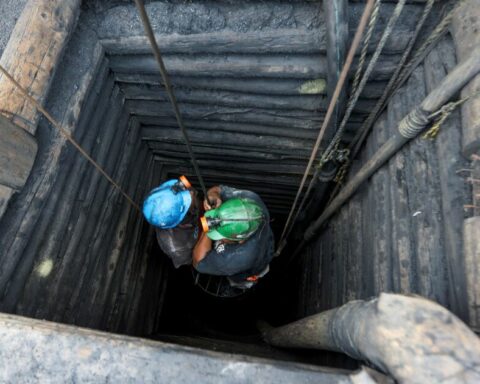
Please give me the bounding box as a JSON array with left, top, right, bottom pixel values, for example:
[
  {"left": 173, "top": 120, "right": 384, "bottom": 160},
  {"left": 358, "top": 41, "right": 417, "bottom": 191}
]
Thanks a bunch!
[
  {"left": 100, "top": 20, "right": 416, "bottom": 57},
  {"left": 149, "top": 143, "right": 308, "bottom": 161},
  {"left": 101, "top": 149, "right": 153, "bottom": 332},
  {"left": 119, "top": 84, "right": 378, "bottom": 113},
  {"left": 149, "top": 138, "right": 316, "bottom": 158},
  {"left": 121, "top": 84, "right": 324, "bottom": 112},
  {"left": 137, "top": 115, "right": 363, "bottom": 136},
  {"left": 101, "top": 29, "right": 325, "bottom": 55},
  {"left": 109, "top": 53, "right": 401, "bottom": 81},
  {"left": 128, "top": 101, "right": 331, "bottom": 130},
  {"left": 0, "top": 0, "right": 81, "bottom": 135},
  {"left": 172, "top": 166, "right": 310, "bottom": 188},
  {"left": 0, "top": 47, "right": 108, "bottom": 299},
  {"left": 114, "top": 73, "right": 389, "bottom": 99},
  {"left": 153, "top": 155, "right": 311, "bottom": 176},
  {"left": 0, "top": 185, "right": 14, "bottom": 219},
  {"left": 142, "top": 126, "right": 312, "bottom": 151},
  {"left": 464, "top": 217, "right": 480, "bottom": 331},
  {"left": 21, "top": 63, "right": 115, "bottom": 318},
  {"left": 451, "top": 0, "right": 480, "bottom": 157},
  {"left": 151, "top": 149, "right": 304, "bottom": 165},
  {"left": 323, "top": 0, "right": 349, "bottom": 142},
  {"left": 0, "top": 115, "right": 37, "bottom": 190},
  {"left": 12, "top": 83, "right": 127, "bottom": 316}
]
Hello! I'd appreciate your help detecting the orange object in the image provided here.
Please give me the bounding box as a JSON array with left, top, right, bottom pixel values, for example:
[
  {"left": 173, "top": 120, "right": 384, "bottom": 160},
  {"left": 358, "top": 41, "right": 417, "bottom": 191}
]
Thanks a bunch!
[
  {"left": 200, "top": 216, "right": 209, "bottom": 233},
  {"left": 246, "top": 275, "right": 259, "bottom": 282},
  {"left": 179, "top": 175, "right": 191, "bottom": 189}
]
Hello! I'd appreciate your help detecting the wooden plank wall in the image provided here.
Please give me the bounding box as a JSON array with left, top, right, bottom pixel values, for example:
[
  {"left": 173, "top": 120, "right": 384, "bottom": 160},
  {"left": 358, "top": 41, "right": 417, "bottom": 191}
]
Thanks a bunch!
[
  {"left": 296, "top": 34, "right": 473, "bottom": 325},
  {"left": 0, "top": 18, "right": 169, "bottom": 336}
]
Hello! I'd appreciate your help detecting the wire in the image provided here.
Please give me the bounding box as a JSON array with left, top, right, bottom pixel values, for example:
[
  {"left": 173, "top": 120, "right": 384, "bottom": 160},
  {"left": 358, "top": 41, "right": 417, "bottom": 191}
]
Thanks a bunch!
[
  {"left": 134, "top": 0, "right": 208, "bottom": 199},
  {"left": 350, "top": 0, "right": 436, "bottom": 159},
  {"left": 276, "top": 0, "right": 377, "bottom": 253},
  {"left": 0, "top": 63, "right": 141, "bottom": 213}
]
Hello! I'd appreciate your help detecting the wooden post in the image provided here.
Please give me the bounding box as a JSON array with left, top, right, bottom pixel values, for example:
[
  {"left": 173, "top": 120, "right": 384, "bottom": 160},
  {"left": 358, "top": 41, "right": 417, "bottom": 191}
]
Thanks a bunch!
[
  {"left": 0, "top": 115, "right": 37, "bottom": 190},
  {"left": 323, "top": 0, "right": 349, "bottom": 141},
  {"left": 0, "top": 0, "right": 81, "bottom": 220},
  {"left": 0, "top": 0, "right": 81, "bottom": 135},
  {"left": 451, "top": 0, "right": 480, "bottom": 328},
  {"left": 451, "top": 0, "right": 480, "bottom": 157}
]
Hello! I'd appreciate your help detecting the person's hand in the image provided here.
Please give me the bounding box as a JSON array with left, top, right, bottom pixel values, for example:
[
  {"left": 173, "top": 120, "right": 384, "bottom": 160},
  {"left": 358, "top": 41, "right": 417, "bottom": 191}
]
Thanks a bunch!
[
  {"left": 204, "top": 186, "right": 222, "bottom": 211},
  {"left": 204, "top": 196, "right": 222, "bottom": 211}
]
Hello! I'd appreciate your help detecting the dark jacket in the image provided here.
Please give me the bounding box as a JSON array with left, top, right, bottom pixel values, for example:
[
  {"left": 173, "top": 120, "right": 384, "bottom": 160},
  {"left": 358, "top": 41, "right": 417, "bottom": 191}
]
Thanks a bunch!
[{"left": 195, "top": 186, "right": 274, "bottom": 282}]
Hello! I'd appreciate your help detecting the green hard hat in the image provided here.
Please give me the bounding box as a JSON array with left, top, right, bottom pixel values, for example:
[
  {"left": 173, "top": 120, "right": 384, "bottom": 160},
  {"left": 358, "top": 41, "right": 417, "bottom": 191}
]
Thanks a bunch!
[{"left": 201, "top": 198, "right": 264, "bottom": 241}]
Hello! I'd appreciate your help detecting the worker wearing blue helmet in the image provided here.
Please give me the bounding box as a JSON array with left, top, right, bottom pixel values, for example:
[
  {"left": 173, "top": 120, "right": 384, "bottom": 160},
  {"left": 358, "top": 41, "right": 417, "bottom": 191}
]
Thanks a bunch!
[{"left": 143, "top": 176, "right": 202, "bottom": 268}]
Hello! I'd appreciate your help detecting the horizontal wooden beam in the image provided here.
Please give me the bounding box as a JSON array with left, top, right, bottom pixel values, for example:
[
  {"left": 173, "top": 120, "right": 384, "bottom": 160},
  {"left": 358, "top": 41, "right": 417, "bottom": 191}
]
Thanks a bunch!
[
  {"left": 0, "top": 115, "right": 37, "bottom": 190},
  {"left": 115, "top": 74, "right": 390, "bottom": 99},
  {"left": 168, "top": 165, "right": 309, "bottom": 187},
  {"left": 141, "top": 126, "right": 313, "bottom": 151},
  {"left": 119, "top": 84, "right": 377, "bottom": 113},
  {"left": 149, "top": 146, "right": 306, "bottom": 162},
  {"left": 115, "top": 74, "right": 330, "bottom": 95},
  {"left": 141, "top": 118, "right": 323, "bottom": 140},
  {"left": 146, "top": 139, "right": 312, "bottom": 158},
  {"left": 127, "top": 100, "right": 332, "bottom": 129},
  {"left": 137, "top": 115, "right": 362, "bottom": 135},
  {"left": 101, "top": 29, "right": 324, "bottom": 55},
  {"left": 109, "top": 53, "right": 399, "bottom": 80},
  {"left": 153, "top": 155, "right": 310, "bottom": 175}
]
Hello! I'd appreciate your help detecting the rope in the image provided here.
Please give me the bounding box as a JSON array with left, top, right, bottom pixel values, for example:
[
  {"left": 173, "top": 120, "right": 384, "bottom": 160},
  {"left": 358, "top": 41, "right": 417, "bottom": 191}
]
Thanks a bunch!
[
  {"left": 277, "top": 0, "right": 408, "bottom": 251},
  {"left": 393, "top": 0, "right": 460, "bottom": 92},
  {"left": 423, "top": 89, "right": 480, "bottom": 139},
  {"left": 321, "top": 0, "right": 406, "bottom": 166},
  {"left": 0, "top": 64, "right": 141, "bottom": 212},
  {"left": 350, "top": 0, "right": 435, "bottom": 158},
  {"left": 322, "top": 0, "right": 469, "bottom": 213},
  {"left": 133, "top": 0, "right": 208, "bottom": 199},
  {"left": 350, "top": 0, "right": 381, "bottom": 100},
  {"left": 275, "top": 0, "right": 377, "bottom": 255}
]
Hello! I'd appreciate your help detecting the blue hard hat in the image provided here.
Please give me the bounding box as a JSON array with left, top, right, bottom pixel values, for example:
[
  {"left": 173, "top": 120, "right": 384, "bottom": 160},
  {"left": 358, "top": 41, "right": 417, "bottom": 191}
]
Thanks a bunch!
[{"left": 143, "top": 179, "right": 192, "bottom": 229}]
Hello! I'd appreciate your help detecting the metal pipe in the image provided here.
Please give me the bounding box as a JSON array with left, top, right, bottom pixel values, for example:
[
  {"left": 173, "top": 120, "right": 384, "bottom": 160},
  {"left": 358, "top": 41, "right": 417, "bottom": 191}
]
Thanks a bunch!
[
  {"left": 291, "top": 44, "right": 480, "bottom": 259},
  {"left": 262, "top": 293, "right": 480, "bottom": 383}
]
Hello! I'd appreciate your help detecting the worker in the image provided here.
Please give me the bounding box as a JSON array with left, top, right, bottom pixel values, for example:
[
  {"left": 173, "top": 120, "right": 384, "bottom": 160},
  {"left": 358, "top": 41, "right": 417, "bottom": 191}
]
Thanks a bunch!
[
  {"left": 193, "top": 186, "right": 274, "bottom": 289},
  {"left": 142, "top": 176, "right": 202, "bottom": 268}
]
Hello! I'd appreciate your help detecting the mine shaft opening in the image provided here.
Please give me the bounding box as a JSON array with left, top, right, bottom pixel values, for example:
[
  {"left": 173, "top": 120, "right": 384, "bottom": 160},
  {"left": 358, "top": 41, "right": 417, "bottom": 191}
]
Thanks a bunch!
[{"left": 3, "top": 0, "right": 479, "bottom": 379}]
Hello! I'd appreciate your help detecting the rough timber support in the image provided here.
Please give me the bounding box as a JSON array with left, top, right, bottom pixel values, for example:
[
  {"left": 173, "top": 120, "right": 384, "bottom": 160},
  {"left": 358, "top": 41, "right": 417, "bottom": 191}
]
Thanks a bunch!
[
  {"left": 0, "top": 0, "right": 81, "bottom": 220},
  {"left": 0, "top": 0, "right": 81, "bottom": 135},
  {"left": 451, "top": 0, "right": 480, "bottom": 328},
  {"left": 324, "top": 0, "right": 349, "bottom": 140}
]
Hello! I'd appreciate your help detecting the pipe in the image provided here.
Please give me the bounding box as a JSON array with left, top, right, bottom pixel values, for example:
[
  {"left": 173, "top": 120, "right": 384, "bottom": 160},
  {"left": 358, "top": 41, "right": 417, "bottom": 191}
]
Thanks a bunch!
[
  {"left": 262, "top": 293, "right": 480, "bottom": 383},
  {"left": 291, "top": 44, "right": 480, "bottom": 259}
]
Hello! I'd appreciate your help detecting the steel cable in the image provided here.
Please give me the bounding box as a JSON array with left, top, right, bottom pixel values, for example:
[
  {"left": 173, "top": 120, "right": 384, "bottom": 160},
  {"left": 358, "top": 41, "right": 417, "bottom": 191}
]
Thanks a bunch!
[
  {"left": 279, "top": 0, "right": 382, "bottom": 245},
  {"left": 279, "top": 0, "right": 408, "bottom": 253},
  {"left": 350, "top": 0, "right": 442, "bottom": 159},
  {"left": 134, "top": 0, "right": 208, "bottom": 199},
  {"left": 276, "top": 0, "right": 377, "bottom": 254}
]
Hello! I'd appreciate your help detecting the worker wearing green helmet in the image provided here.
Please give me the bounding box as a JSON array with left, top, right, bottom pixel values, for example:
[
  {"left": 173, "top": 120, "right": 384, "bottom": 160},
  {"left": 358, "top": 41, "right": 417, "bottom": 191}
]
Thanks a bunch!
[{"left": 193, "top": 185, "right": 274, "bottom": 289}]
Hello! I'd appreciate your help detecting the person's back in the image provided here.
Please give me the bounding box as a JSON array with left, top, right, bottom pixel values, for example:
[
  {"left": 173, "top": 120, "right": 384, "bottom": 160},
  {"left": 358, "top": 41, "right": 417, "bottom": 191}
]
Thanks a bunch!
[{"left": 193, "top": 185, "right": 274, "bottom": 288}]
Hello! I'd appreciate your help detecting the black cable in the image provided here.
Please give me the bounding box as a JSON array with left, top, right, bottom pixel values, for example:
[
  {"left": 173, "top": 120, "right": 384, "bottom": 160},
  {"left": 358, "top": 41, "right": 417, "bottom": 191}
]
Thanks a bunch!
[{"left": 134, "top": 0, "right": 208, "bottom": 199}]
